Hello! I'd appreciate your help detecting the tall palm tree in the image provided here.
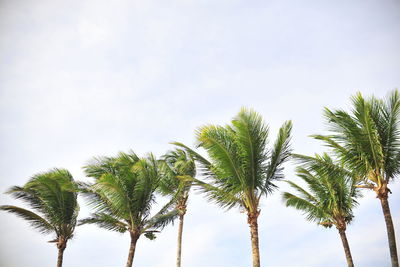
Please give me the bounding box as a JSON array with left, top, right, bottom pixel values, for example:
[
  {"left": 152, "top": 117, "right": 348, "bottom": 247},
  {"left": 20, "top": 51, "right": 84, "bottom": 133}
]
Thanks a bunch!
[
  {"left": 283, "top": 153, "right": 360, "bottom": 267},
  {"left": 311, "top": 90, "right": 400, "bottom": 266},
  {"left": 0, "top": 168, "right": 79, "bottom": 267},
  {"left": 158, "top": 148, "right": 196, "bottom": 267},
  {"left": 79, "top": 151, "right": 178, "bottom": 267},
  {"left": 174, "top": 108, "right": 292, "bottom": 267}
]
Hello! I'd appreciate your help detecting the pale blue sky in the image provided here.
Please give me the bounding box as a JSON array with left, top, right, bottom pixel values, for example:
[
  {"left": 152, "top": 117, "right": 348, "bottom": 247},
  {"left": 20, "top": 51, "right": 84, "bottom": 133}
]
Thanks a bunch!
[{"left": 0, "top": 0, "right": 399, "bottom": 266}]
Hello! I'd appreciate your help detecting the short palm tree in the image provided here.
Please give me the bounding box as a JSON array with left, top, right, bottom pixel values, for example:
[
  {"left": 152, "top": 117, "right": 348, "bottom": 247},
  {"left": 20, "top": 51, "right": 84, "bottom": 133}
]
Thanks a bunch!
[
  {"left": 80, "top": 151, "right": 178, "bottom": 267},
  {"left": 174, "top": 108, "right": 292, "bottom": 267},
  {"left": 0, "top": 168, "right": 79, "bottom": 267},
  {"left": 312, "top": 90, "right": 400, "bottom": 266},
  {"left": 283, "top": 153, "right": 360, "bottom": 267},
  {"left": 158, "top": 148, "right": 196, "bottom": 267}
]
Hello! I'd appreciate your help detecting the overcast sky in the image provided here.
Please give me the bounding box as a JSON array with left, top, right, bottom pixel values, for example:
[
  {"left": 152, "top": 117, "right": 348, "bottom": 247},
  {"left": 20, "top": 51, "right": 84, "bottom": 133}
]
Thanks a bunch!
[{"left": 0, "top": 0, "right": 399, "bottom": 266}]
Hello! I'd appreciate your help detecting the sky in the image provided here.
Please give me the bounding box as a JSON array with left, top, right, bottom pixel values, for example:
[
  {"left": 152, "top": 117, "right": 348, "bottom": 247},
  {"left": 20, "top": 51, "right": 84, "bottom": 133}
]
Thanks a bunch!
[{"left": 0, "top": 0, "right": 399, "bottom": 266}]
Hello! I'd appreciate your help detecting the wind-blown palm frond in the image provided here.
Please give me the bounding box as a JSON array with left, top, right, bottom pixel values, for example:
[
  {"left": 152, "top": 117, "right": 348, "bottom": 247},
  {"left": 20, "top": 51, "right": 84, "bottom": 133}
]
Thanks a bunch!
[
  {"left": 284, "top": 180, "right": 317, "bottom": 203},
  {"left": 145, "top": 209, "right": 180, "bottom": 230},
  {"left": 371, "top": 90, "right": 400, "bottom": 179},
  {"left": 264, "top": 121, "right": 292, "bottom": 194},
  {"left": 0, "top": 205, "right": 54, "bottom": 234},
  {"left": 178, "top": 174, "right": 241, "bottom": 210},
  {"left": 292, "top": 153, "right": 353, "bottom": 180},
  {"left": 196, "top": 124, "right": 245, "bottom": 192},
  {"left": 78, "top": 213, "right": 128, "bottom": 233},
  {"left": 282, "top": 192, "right": 325, "bottom": 222}
]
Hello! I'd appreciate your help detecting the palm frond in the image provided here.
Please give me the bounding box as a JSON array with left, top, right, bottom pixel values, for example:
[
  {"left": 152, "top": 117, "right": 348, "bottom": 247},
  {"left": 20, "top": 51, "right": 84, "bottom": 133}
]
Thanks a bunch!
[
  {"left": 292, "top": 153, "right": 352, "bottom": 178},
  {"left": 196, "top": 124, "right": 245, "bottom": 188},
  {"left": 0, "top": 205, "right": 54, "bottom": 234},
  {"left": 284, "top": 180, "right": 317, "bottom": 203},
  {"left": 282, "top": 193, "right": 325, "bottom": 222},
  {"left": 232, "top": 108, "right": 269, "bottom": 192},
  {"left": 178, "top": 175, "right": 242, "bottom": 210},
  {"left": 144, "top": 209, "right": 180, "bottom": 231},
  {"left": 377, "top": 90, "right": 400, "bottom": 180},
  {"left": 79, "top": 213, "right": 128, "bottom": 233},
  {"left": 264, "top": 120, "right": 292, "bottom": 193}
]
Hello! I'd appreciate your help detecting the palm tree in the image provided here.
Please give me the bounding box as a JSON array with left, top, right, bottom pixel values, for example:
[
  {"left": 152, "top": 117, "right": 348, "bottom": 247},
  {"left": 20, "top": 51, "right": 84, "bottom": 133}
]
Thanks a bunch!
[
  {"left": 312, "top": 90, "right": 400, "bottom": 266},
  {"left": 79, "top": 151, "right": 178, "bottom": 267},
  {"left": 283, "top": 153, "right": 360, "bottom": 267},
  {"left": 158, "top": 148, "right": 196, "bottom": 267},
  {"left": 0, "top": 168, "right": 79, "bottom": 267},
  {"left": 174, "top": 108, "right": 292, "bottom": 267}
]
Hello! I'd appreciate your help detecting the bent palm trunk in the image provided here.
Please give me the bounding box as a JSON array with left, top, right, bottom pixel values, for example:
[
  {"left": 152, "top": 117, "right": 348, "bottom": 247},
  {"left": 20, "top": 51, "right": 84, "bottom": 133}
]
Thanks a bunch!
[
  {"left": 248, "top": 211, "right": 260, "bottom": 267},
  {"left": 126, "top": 231, "right": 139, "bottom": 267},
  {"left": 176, "top": 214, "right": 185, "bottom": 267},
  {"left": 379, "top": 194, "right": 399, "bottom": 267},
  {"left": 338, "top": 229, "right": 354, "bottom": 267}
]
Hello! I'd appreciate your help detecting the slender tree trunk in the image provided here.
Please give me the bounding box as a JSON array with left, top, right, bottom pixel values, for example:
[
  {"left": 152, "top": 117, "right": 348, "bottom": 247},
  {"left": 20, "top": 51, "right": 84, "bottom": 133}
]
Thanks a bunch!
[
  {"left": 57, "top": 247, "right": 65, "bottom": 267},
  {"left": 379, "top": 195, "right": 399, "bottom": 267},
  {"left": 338, "top": 229, "right": 354, "bottom": 267},
  {"left": 56, "top": 238, "right": 66, "bottom": 267},
  {"left": 126, "top": 231, "right": 139, "bottom": 267},
  {"left": 247, "top": 211, "right": 261, "bottom": 267},
  {"left": 176, "top": 214, "right": 185, "bottom": 267}
]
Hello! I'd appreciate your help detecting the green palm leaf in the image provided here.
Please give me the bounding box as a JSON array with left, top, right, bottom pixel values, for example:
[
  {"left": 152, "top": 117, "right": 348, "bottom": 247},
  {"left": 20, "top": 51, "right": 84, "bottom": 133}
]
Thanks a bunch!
[{"left": 0, "top": 205, "right": 54, "bottom": 234}]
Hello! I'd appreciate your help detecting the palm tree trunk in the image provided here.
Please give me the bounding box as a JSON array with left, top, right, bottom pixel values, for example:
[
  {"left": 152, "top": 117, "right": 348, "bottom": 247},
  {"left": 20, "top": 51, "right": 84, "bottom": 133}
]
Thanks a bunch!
[
  {"left": 379, "top": 195, "right": 399, "bottom": 267},
  {"left": 247, "top": 211, "right": 260, "bottom": 267},
  {"left": 56, "top": 239, "right": 66, "bottom": 267},
  {"left": 126, "top": 232, "right": 139, "bottom": 267},
  {"left": 338, "top": 229, "right": 354, "bottom": 267},
  {"left": 176, "top": 214, "right": 185, "bottom": 267},
  {"left": 57, "top": 247, "right": 65, "bottom": 267}
]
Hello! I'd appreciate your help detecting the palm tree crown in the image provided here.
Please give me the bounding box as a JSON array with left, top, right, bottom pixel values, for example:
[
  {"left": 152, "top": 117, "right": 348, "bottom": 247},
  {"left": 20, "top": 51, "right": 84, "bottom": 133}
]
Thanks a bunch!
[
  {"left": 159, "top": 148, "right": 196, "bottom": 267},
  {"left": 159, "top": 148, "right": 195, "bottom": 214},
  {"left": 177, "top": 108, "right": 292, "bottom": 211},
  {"left": 0, "top": 168, "right": 79, "bottom": 267},
  {"left": 174, "top": 108, "right": 292, "bottom": 267},
  {"left": 314, "top": 90, "right": 400, "bottom": 190},
  {"left": 80, "top": 151, "right": 178, "bottom": 267},
  {"left": 284, "top": 153, "right": 359, "bottom": 229}
]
